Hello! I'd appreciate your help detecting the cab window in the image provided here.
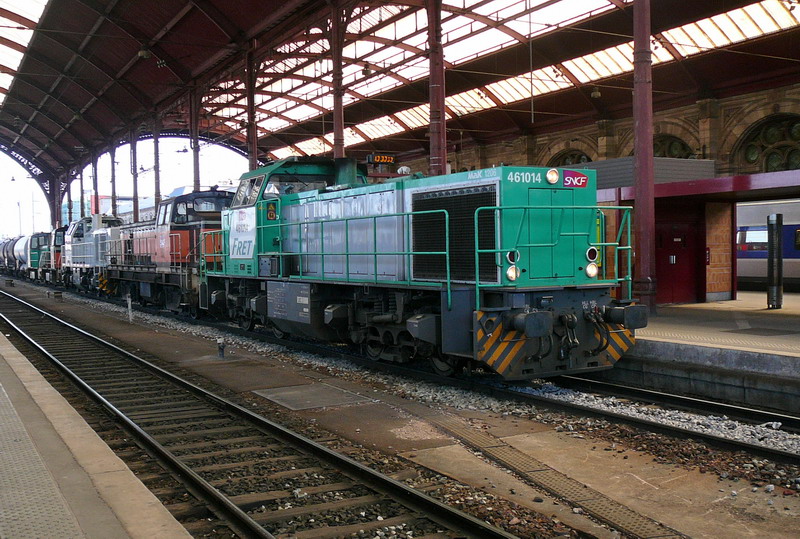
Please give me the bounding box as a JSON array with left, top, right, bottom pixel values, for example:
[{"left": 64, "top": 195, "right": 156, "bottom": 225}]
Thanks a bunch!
[
  {"left": 795, "top": 229, "right": 800, "bottom": 250},
  {"left": 174, "top": 202, "right": 188, "bottom": 224},
  {"left": 159, "top": 203, "right": 173, "bottom": 225}
]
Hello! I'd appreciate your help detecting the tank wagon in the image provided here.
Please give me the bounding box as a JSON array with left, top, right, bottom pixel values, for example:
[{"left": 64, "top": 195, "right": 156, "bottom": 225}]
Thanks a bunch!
[
  {"left": 201, "top": 157, "right": 646, "bottom": 380},
  {"left": 101, "top": 188, "right": 234, "bottom": 310}
]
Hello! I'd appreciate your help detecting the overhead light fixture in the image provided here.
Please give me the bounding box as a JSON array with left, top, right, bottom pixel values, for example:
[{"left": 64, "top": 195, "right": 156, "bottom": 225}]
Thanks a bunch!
[
  {"left": 362, "top": 63, "right": 372, "bottom": 77},
  {"left": 10, "top": 176, "right": 15, "bottom": 182},
  {"left": 156, "top": 59, "right": 166, "bottom": 68},
  {"left": 138, "top": 47, "right": 152, "bottom": 59},
  {"left": 591, "top": 86, "right": 601, "bottom": 99}
]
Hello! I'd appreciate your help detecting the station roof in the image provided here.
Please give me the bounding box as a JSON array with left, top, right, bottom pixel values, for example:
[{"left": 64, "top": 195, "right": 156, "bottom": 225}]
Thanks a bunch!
[{"left": 0, "top": 0, "right": 799, "bottom": 182}]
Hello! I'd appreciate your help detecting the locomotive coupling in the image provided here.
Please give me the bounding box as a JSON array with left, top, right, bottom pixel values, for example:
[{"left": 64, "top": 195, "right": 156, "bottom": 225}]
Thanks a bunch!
[
  {"left": 602, "top": 304, "right": 648, "bottom": 329},
  {"left": 505, "top": 310, "right": 553, "bottom": 338}
]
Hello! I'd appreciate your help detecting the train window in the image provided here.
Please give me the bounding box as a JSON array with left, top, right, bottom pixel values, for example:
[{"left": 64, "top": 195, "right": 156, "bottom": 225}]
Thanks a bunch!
[
  {"left": 795, "top": 229, "right": 800, "bottom": 250},
  {"left": 54, "top": 231, "right": 64, "bottom": 245},
  {"left": 739, "top": 229, "right": 768, "bottom": 251},
  {"left": 193, "top": 197, "right": 229, "bottom": 212},
  {"left": 232, "top": 175, "right": 263, "bottom": 207},
  {"left": 268, "top": 174, "right": 330, "bottom": 194},
  {"left": 246, "top": 176, "right": 265, "bottom": 205},
  {"left": 160, "top": 203, "right": 173, "bottom": 225}
]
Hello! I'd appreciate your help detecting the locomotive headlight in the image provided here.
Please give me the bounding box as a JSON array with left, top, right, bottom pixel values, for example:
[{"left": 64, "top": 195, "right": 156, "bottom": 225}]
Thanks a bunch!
[
  {"left": 586, "top": 246, "right": 599, "bottom": 262},
  {"left": 585, "top": 262, "right": 599, "bottom": 278},
  {"left": 506, "top": 265, "right": 521, "bottom": 281}
]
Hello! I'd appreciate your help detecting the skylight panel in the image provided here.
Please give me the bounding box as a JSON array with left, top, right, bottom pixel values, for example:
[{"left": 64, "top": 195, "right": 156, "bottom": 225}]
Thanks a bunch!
[
  {"left": 357, "top": 116, "right": 405, "bottom": 140},
  {"left": 763, "top": 0, "right": 800, "bottom": 27},
  {"left": 712, "top": 14, "right": 747, "bottom": 42},
  {"left": 394, "top": 106, "right": 430, "bottom": 129},
  {"left": 282, "top": 104, "right": 321, "bottom": 122},
  {"left": 447, "top": 89, "right": 495, "bottom": 116},
  {"left": 445, "top": 30, "right": 511, "bottom": 63},
  {"left": 661, "top": 27, "right": 695, "bottom": 56},
  {"left": 342, "top": 128, "right": 366, "bottom": 147},
  {"left": 0, "top": 0, "right": 46, "bottom": 104},
  {"left": 744, "top": 3, "right": 780, "bottom": 33},
  {"left": 296, "top": 138, "right": 329, "bottom": 155},
  {"left": 258, "top": 117, "right": 292, "bottom": 132},
  {"left": 485, "top": 76, "right": 532, "bottom": 103},
  {"left": 696, "top": 19, "right": 732, "bottom": 48},
  {"left": 728, "top": 9, "right": 765, "bottom": 38},
  {"left": 271, "top": 147, "right": 300, "bottom": 160}
]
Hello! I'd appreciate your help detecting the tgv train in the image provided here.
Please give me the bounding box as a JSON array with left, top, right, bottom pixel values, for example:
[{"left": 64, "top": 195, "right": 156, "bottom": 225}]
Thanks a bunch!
[
  {"left": 200, "top": 157, "right": 646, "bottom": 380},
  {"left": 737, "top": 200, "right": 800, "bottom": 291},
  {"left": 1, "top": 157, "right": 646, "bottom": 380}
]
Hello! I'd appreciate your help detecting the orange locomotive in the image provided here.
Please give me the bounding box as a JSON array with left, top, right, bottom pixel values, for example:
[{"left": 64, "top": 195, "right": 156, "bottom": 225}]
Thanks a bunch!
[{"left": 102, "top": 188, "right": 234, "bottom": 311}]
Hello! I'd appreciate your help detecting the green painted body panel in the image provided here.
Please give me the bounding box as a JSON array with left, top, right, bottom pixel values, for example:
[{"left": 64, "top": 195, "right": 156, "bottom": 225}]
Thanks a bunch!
[{"left": 202, "top": 159, "right": 632, "bottom": 302}]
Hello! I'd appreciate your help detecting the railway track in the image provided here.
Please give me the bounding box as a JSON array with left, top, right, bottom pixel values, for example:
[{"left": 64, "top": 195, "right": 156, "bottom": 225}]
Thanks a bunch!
[
  {"left": 0, "top": 290, "right": 515, "bottom": 539},
  {"left": 211, "top": 319, "right": 800, "bottom": 465}
]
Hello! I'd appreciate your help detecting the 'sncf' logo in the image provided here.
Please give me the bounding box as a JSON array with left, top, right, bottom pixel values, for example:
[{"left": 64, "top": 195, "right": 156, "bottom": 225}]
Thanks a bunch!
[{"left": 563, "top": 171, "right": 589, "bottom": 188}]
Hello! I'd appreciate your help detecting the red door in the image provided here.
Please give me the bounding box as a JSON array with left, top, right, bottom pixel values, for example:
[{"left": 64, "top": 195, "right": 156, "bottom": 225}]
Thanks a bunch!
[{"left": 655, "top": 221, "right": 700, "bottom": 304}]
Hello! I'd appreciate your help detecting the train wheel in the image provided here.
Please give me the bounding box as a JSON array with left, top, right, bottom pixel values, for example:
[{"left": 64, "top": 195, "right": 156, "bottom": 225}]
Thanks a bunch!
[
  {"left": 430, "top": 353, "right": 462, "bottom": 377},
  {"left": 238, "top": 314, "right": 255, "bottom": 331},
  {"left": 269, "top": 322, "right": 287, "bottom": 339}
]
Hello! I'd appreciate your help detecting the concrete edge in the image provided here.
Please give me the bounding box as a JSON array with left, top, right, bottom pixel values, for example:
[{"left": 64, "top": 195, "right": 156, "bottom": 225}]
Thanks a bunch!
[
  {"left": 0, "top": 333, "right": 191, "bottom": 539},
  {"left": 633, "top": 338, "right": 800, "bottom": 380}
]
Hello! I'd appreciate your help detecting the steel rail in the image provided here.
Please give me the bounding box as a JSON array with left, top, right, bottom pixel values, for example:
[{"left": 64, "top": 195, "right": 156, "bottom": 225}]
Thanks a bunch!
[
  {"left": 207, "top": 321, "right": 800, "bottom": 465},
  {"left": 555, "top": 375, "right": 800, "bottom": 433},
  {"left": 0, "top": 289, "right": 516, "bottom": 539}
]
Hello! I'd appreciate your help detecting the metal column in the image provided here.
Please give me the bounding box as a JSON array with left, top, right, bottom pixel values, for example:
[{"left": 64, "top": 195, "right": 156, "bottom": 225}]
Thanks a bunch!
[
  {"left": 246, "top": 44, "right": 259, "bottom": 170},
  {"left": 91, "top": 151, "right": 99, "bottom": 215},
  {"left": 153, "top": 115, "right": 162, "bottom": 207},
  {"left": 79, "top": 166, "right": 85, "bottom": 218},
  {"left": 426, "top": 0, "right": 447, "bottom": 176},
  {"left": 330, "top": 5, "right": 347, "bottom": 159},
  {"left": 110, "top": 143, "right": 118, "bottom": 216},
  {"left": 66, "top": 176, "right": 73, "bottom": 223},
  {"left": 130, "top": 128, "right": 139, "bottom": 222},
  {"left": 633, "top": 0, "right": 656, "bottom": 311},
  {"left": 189, "top": 89, "right": 201, "bottom": 192}
]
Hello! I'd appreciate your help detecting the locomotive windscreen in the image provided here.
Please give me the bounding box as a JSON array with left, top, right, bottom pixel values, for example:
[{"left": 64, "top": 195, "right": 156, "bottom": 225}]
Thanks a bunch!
[{"left": 411, "top": 185, "right": 497, "bottom": 282}]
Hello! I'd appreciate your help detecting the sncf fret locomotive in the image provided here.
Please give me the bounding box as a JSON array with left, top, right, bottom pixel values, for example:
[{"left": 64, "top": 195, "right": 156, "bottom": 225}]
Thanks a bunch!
[{"left": 200, "top": 157, "right": 647, "bottom": 380}]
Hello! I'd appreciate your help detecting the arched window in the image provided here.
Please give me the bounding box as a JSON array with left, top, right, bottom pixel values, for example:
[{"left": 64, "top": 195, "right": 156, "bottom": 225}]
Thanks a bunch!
[
  {"left": 548, "top": 149, "right": 591, "bottom": 167},
  {"left": 737, "top": 114, "right": 800, "bottom": 172},
  {"left": 653, "top": 135, "right": 694, "bottom": 158}
]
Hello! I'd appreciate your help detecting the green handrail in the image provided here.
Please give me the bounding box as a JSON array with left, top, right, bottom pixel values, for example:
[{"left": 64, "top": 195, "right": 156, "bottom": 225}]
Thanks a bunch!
[{"left": 263, "top": 209, "right": 452, "bottom": 309}]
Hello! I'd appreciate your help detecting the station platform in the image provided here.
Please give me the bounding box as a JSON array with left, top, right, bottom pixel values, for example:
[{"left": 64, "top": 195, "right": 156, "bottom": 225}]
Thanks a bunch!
[
  {"left": 0, "top": 333, "right": 190, "bottom": 539},
  {"left": 594, "top": 291, "right": 800, "bottom": 411}
]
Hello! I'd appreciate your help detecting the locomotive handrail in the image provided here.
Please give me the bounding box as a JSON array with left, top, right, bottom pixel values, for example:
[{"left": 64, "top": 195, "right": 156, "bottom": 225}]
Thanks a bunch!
[
  {"left": 254, "top": 207, "right": 454, "bottom": 309},
  {"left": 473, "top": 204, "right": 634, "bottom": 310}
]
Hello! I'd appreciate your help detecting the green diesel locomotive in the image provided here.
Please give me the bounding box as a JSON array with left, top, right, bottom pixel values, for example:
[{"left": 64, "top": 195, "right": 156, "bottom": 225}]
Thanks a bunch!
[{"left": 200, "top": 156, "right": 646, "bottom": 380}]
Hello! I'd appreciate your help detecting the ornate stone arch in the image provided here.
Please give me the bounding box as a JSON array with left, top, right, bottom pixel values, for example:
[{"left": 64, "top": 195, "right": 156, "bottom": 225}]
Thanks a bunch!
[
  {"left": 730, "top": 113, "right": 800, "bottom": 173},
  {"left": 535, "top": 133, "right": 596, "bottom": 165},
  {"left": 617, "top": 118, "right": 698, "bottom": 158},
  {"left": 547, "top": 149, "right": 592, "bottom": 167},
  {"left": 718, "top": 95, "right": 800, "bottom": 163}
]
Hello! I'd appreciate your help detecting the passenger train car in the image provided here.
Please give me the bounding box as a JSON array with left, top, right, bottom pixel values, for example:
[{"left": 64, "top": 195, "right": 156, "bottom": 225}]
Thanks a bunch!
[
  {"left": 200, "top": 156, "right": 647, "bottom": 380},
  {"left": 737, "top": 200, "right": 800, "bottom": 291}
]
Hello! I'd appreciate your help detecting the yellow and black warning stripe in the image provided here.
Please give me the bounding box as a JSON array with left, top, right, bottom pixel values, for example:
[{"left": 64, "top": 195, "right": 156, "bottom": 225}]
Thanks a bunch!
[
  {"left": 474, "top": 311, "right": 528, "bottom": 377},
  {"left": 596, "top": 323, "right": 635, "bottom": 364}
]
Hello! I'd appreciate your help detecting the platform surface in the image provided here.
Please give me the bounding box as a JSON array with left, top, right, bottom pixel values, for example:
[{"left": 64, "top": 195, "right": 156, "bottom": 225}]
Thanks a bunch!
[{"left": 639, "top": 291, "right": 800, "bottom": 357}]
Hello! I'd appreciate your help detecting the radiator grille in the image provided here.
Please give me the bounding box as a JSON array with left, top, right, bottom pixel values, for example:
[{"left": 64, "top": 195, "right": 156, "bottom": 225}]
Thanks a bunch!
[{"left": 412, "top": 185, "right": 497, "bottom": 282}]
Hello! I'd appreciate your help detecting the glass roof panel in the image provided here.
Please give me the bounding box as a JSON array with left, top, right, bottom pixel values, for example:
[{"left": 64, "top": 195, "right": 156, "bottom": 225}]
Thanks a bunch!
[
  {"left": 395, "top": 105, "right": 430, "bottom": 129},
  {"left": 271, "top": 147, "right": 300, "bottom": 159},
  {"left": 258, "top": 117, "right": 292, "bottom": 132},
  {"left": 264, "top": 1, "right": 799, "bottom": 158},
  {"left": 0, "top": 0, "right": 47, "bottom": 104},
  {"left": 295, "top": 138, "right": 329, "bottom": 155}
]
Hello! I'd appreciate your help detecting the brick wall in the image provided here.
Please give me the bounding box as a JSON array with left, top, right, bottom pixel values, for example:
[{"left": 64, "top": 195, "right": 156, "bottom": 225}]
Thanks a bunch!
[{"left": 705, "top": 202, "right": 733, "bottom": 299}]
